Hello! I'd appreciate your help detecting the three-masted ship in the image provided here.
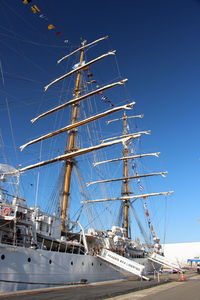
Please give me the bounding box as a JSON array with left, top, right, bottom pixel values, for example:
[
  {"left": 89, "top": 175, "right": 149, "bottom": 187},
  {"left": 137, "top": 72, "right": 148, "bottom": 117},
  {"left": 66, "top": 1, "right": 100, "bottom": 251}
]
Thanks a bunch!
[{"left": 0, "top": 36, "right": 174, "bottom": 292}]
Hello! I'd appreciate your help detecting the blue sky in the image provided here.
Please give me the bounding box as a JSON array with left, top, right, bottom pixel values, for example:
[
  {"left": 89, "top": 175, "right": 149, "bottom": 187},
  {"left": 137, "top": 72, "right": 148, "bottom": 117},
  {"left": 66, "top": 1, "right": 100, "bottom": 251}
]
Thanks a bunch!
[{"left": 0, "top": 0, "right": 200, "bottom": 245}]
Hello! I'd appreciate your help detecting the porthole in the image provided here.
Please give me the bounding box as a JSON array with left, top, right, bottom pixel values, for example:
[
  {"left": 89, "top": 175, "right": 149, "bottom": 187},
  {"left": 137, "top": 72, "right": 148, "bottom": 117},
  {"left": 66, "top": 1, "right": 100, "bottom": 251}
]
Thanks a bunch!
[
  {"left": 28, "top": 257, "right": 31, "bottom": 262},
  {"left": 91, "top": 262, "right": 93, "bottom": 266},
  {"left": 82, "top": 262, "right": 84, "bottom": 266},
  {"left": 49, "top": 260, "right": 52, "bottom": 264},
  {"left": 71, "top": 261, "right": 73, "bottom": 266},
  {"left": 1, "top": 254, "right": 5, "bottom": 260},
  {"left": 100, "top": 263, "right": 102, "bottom": 266}
]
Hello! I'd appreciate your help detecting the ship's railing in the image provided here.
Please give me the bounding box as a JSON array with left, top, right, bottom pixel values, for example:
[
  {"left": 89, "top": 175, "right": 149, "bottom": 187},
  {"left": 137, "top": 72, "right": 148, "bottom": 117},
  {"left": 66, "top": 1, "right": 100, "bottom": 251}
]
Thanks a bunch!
[
  {"left": 0, "top": 226, "right": 32, "bottom": 247},
  {"left": 36, "top": 220, "right": 88, "bottom": 254},
  {"left": 37, "top": 236, "right": 85, "bottom": 254}
]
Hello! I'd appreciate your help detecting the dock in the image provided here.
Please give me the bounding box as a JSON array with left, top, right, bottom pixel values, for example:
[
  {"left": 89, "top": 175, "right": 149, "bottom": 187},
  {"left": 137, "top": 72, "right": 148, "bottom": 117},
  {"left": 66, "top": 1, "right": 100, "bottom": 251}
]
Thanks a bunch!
[{"left": 0, "top": 270, "right": 198, "bottom": 300}]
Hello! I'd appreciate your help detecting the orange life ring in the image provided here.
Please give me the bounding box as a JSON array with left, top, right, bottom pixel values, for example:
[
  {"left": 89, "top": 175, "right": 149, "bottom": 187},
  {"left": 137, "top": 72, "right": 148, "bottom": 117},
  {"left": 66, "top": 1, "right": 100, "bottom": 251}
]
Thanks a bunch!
[{"left": 2, "top": 207, "right": 11, "bottom": 216}]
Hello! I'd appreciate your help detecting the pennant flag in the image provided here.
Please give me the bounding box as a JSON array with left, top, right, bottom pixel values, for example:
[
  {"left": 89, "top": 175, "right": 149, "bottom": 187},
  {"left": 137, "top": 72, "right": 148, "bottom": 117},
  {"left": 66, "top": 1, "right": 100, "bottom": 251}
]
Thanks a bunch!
[
  {"left": 86, "top": 80, "right": 97, "bottom": 84},
  {"left": 104, "top": 100, "right": 112, "bottom": 103},
  {"left": 145, "top": 210, "right": 149, "bottom": 216},
  {"left": 39, "top": 14, "right": 48, "bottom": 20},
  {"left": 101, "top": 95, "right": 108, "bottom": 100},
  {"left": 23, "top": 0, "right": 32, "bottom": 4},
  {"left": 31, "top": 5, "right": 40, "bottom": 13},
  {"left": 139, "top": 185, "right": 143, "bottom": 191},
  {"left": 21, "top": 1, "right": 69, "bottom": 44},
  {"left": 48, "top": 24, "right": 55, "bottom": 30}
]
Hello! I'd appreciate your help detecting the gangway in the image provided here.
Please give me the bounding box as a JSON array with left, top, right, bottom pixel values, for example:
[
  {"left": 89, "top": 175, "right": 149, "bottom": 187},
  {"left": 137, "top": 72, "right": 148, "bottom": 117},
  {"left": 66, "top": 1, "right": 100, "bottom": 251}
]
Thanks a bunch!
[
  {"left": 97, "top": 248, "right": 149, "bottom": 280},
  {"left": 148, "top": 252, "right": 183, "bottom": 272}
]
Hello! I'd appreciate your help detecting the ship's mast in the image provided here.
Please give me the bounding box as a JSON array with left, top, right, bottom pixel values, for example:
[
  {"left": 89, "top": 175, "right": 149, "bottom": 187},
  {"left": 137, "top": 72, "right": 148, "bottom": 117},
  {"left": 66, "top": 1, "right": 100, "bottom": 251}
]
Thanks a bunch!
[
  {"left": 61, "top": 40, "right": 85, "bottom": 231},
  {"left": 14, "top": 36, "right": 173, "bottom": 239},
  {"left": 122, "top": 111, "right": 131, "bottom": 238}
]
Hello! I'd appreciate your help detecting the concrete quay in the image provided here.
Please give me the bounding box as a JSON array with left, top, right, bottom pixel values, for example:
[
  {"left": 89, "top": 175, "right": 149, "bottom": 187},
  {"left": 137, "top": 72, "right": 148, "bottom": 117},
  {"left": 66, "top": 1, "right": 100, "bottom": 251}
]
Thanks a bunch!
[{"left": 0, "top": 270, "right": 198, "bottom": 300}]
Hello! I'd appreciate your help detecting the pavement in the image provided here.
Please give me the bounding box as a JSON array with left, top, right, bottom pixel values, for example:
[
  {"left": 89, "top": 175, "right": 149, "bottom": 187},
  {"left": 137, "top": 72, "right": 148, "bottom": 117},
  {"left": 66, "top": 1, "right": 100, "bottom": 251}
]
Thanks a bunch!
[
  {"left": 107, "top": 275, "right": 200, "bottom": 300},
  {"left": 0, "top": 270, "right": 198, "bottom": 300}
]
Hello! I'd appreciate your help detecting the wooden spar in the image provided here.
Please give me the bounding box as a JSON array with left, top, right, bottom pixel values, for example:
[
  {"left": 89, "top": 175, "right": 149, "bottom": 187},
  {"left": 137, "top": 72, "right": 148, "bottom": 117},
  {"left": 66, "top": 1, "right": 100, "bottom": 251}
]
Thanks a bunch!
[
  {"left": 80, "top": 191, "right": 174, "bottom": 204},
  {"left": 60, "top": 42, "right": 85, "bottom": 231},
  {"left": 86, "top": 171, "right": 168, "bottom": 186},
  {"left": 57, "top": 36, "right": 109, "bottom": 64},
  {"left": 44, "top": 50, "right": 116, "bottom": 91},
  {"left": 6, "top": 136, "right": 135, "bottom": 175},
  {"left": 93, "top": 152, "right": 160, "bottom": 166},
  {"left": 107, "top": 114, "right": 144, "bottom": 124},
  {"left": 31, "top": 79, "right": 127, "bottom": 123},
  {"left": 20, "top": 102, "right": 136, "bottom": 151},
  {"left": 101, "top": 130, "right": 151, "bottom": 143}
]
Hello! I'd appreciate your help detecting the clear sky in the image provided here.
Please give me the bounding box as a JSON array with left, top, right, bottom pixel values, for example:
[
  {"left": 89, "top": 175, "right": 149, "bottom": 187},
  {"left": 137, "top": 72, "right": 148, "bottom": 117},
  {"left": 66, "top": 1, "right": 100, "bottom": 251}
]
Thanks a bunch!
[{"left": 0, "top": 0, "right": 200, "bottom": 245}]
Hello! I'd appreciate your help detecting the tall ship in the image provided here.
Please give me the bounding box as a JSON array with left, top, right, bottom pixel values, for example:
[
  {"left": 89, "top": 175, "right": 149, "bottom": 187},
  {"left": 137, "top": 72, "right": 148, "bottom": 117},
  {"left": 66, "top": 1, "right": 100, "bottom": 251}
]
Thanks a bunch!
[{"left": 0, "top": 36, "right": 175, "bottom": 292}]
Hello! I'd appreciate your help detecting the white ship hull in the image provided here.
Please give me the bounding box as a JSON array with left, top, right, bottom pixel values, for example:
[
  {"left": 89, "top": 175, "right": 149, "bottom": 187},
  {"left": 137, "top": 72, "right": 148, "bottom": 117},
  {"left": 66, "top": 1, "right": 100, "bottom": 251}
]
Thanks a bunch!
[{"left": 0, "top": 244, "right": 157, "bottom": 293}]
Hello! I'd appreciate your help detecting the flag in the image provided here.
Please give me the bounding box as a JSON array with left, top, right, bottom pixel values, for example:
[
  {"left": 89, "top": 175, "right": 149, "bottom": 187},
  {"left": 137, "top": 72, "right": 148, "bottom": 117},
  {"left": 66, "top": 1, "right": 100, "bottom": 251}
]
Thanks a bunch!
[
  {"left": 39, "top": 14, "right": 48, "bottom": 20},
  {"left": 48, "top": 24, "right": 55, "bottom": 30},
  {"left": 87, "top": 72, "right": 93, "bottom": 77},
  {"left": 83, "top": 66, "right": 90, "bottom": 71},
  {"left": 86, "top": 80, "right": 97, "bottom": 84},
  {"left": 23, "top": 0, "right": 32, "bottom": 4},
  {"left": 139, "top": 185, "right": 143, "bottom": 191},
  {"left": 31, "top": 5, "right": 40, "bottom": 13}
]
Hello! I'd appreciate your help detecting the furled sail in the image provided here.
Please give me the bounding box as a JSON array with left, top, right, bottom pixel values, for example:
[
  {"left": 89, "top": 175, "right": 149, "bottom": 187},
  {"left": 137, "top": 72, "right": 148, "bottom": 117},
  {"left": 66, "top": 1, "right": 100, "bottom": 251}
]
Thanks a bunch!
[
  {"left": 31, "top": 79, "right": 128, "bottom": 123},
  {"left": 81, "top": 191, "right": 174, "bottom": 204},
  {"left": 4, "top": 136, "right": 136, "bottom": 175},
  {"left": 93, "top": 152, "right": 160, "bottom": 166},
  {"left": 86, "top": 171, "right": 168, "bottom": 186},
  {"left": 44, "top": 51, "right": 116, "bottom": 91},
  {"left": 20, "top": 102, "right": 136, "bottom": 151},
  {"left": 57, "top": 36, "right": 109, "bottom": 64},
  {"left": 101, "top": 130, "right": 151, "bottom": 143}
]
